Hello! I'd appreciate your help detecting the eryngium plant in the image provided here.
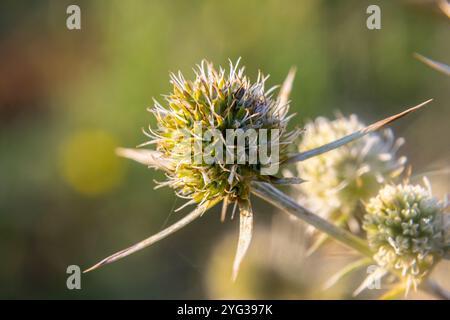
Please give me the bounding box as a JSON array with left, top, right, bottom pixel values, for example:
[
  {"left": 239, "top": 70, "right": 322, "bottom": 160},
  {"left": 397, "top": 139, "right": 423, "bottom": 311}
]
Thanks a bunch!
[
  {"left": 297, "top": 115, "right": 406, "bottom": 232},
  {"left": 84, "top": 58, "right": 430, "bottom": 280},
  {"left": 148, "top": 59, "right": 300, "bottom": 208},
  {"left": 363, "top": 181, "right": 449, "bottom": 291}
]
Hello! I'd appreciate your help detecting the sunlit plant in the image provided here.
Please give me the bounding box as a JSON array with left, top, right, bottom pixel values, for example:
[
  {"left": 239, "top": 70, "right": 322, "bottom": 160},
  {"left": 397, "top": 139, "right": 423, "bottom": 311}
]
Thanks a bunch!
[
  {"left": 320, "top": 178, "right": 450, "bottom": 299},
  {"left": 85, "top": 59, "right": 431, "bottom": 284}
]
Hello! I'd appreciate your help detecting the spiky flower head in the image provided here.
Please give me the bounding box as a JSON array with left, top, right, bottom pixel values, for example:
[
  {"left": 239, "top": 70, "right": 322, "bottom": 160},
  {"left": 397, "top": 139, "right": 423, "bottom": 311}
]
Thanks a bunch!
[
  {"left": 363, "top": 182, "right": 449, "bottom": 290},
  {"left": 297, "top": 115, "right": 406, "bottom": 230},
  {"left": 148, "top": 59, "right": 300, "bottom": 209}
]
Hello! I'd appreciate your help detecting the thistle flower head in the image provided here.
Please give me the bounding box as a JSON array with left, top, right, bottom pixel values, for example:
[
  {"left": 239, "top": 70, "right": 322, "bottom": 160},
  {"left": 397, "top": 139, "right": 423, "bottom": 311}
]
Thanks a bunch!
[
  {"left": 363, "top": 182, "right": 449, "bottom": 289},
  {"left": 148, "top": 59, "right": 300, "bottom": 207},
  {"left": 297, "top": 114, "right": 406, "bottom": 227}
]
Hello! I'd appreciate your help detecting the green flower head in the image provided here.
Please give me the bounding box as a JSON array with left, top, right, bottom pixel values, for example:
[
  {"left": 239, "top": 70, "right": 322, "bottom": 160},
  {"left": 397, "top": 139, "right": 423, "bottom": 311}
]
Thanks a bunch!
[
  {"left": 147, "top": 59, "right": 300, "bottom": 208},
  {"left": 363, "top": 181, "right": 449, "bottom": 289}
]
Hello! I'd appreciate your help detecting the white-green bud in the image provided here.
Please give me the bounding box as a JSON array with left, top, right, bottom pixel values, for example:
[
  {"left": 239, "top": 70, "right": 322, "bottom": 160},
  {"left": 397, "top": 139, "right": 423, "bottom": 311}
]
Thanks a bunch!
[{"left": 363, "top": 182, "right": 449, "bottom": 288}]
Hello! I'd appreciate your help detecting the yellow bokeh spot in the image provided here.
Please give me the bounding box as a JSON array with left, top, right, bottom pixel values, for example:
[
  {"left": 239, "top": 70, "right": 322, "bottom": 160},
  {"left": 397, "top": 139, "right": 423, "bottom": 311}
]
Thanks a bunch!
[{"left": 59, "top": 130, "right": 125, "bottom": 196}]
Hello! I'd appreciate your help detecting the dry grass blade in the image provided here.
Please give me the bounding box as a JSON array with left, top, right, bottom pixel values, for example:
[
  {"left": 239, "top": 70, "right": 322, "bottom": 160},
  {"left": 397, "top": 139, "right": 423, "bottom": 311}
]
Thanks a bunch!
[
  {"left": 414, "top": 53, "right": 450, "bottom": 76},
  {"left": 285, "top": 99, "right": 432, "bottom": 164},
  {"left": 84, "top": 198, "right": 221, "bottom": 273}
]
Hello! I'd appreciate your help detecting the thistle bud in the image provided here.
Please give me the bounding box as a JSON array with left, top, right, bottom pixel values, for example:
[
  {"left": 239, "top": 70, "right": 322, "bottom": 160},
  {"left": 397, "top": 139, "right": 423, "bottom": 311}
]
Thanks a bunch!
[
  {"left": 363, "top": 182, "right": 449, "bottom": 289},
  {"left": 149, "top": 59, "right": 300, "bottom": 207}
]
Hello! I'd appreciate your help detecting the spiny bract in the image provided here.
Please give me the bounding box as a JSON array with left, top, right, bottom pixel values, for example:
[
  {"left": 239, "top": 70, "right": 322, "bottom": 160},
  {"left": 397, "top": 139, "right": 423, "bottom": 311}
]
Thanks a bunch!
[
  {"left": 297, "top": 115, "right": 406, "bottom": 231},
  {"left": 147, "top": 59, "right": 300, "bottom": 208},
  {"left": 363, "top": 182, "right": 449, "bottom": 290}
]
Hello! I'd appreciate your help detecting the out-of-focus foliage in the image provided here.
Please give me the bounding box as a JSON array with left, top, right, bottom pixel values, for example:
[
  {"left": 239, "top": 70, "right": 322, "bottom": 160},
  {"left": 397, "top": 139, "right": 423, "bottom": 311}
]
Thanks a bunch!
[{"left": 0, "top": 0, "right": 449, "bottom": 298}]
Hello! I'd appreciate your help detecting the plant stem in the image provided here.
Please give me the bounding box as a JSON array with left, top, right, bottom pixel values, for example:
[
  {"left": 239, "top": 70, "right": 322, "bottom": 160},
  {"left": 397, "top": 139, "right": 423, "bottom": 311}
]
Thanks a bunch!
[{"left": 250, "top": 182, "right": 373, "bottom": 257}]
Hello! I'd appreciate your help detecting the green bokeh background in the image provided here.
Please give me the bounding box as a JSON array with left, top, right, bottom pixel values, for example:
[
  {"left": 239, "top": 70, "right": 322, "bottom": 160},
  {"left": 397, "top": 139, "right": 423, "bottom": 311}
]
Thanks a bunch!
[{"left": 0, "top": 0, "right": 449, "bottom": 299}]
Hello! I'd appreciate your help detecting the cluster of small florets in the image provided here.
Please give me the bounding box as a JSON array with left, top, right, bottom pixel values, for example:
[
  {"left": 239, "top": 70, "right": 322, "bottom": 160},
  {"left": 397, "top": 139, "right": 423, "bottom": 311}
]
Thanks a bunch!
[
  {"left": 147, "top": 60, "right": 300, "bottom": 206},
  {"left": 297, "top": 115, "right": 406, "bottom": 229},
  {"left": 363, "top": 183, "right": 449, "bottom": 288}
]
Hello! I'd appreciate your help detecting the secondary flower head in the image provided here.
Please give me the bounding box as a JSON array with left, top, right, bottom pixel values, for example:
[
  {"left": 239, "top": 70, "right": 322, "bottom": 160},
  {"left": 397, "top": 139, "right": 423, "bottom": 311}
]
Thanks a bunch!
[
  {"left": 107, "top": 59, "right": 302, "bottom": 280},
  {"left": 148, "top": 59, "right": 300, "bottom": 208},
  {"left": 297, "top": 114, "right": 406, "bottom": 230},
  {"left": 363, "top": 181, "right": 449, "bottom": 290}
]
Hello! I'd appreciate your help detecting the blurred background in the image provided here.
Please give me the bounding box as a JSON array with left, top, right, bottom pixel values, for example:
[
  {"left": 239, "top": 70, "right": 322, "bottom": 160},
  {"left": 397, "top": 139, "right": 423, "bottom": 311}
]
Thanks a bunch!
[{"left": 0, "top": 0, "right": 449, "bottom": 299}]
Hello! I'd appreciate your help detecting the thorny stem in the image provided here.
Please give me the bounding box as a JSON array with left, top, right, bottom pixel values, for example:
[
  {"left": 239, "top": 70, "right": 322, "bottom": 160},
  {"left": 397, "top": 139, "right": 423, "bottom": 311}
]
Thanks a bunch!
[
  {"left": 251, "top": 182, "right": 373, "bottom": 257},
  {"left": 251, "top": 181, "right": 450, "bottom": 300},
  {"left": 84, "top": 197, "right": 222, "bottom": 273}
]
